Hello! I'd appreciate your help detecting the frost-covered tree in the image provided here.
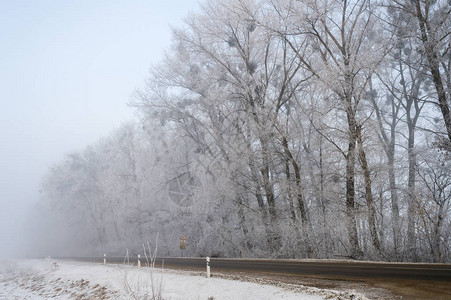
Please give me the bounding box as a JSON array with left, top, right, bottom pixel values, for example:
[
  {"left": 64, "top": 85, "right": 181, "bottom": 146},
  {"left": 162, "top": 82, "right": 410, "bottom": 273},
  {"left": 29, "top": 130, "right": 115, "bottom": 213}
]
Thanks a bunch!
[
  {"left": 255, "top": 0, "right": 390, "bottom": 258},
  {"left": 32, "top": 0, "right": 451, "bottom": 262}
]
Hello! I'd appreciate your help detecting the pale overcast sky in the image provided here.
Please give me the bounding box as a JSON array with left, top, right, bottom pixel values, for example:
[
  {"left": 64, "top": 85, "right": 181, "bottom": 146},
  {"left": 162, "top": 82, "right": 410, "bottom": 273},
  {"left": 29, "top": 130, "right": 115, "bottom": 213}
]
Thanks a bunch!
[{"left": 0, "top": 0, "right": 199, "bottom": 256}]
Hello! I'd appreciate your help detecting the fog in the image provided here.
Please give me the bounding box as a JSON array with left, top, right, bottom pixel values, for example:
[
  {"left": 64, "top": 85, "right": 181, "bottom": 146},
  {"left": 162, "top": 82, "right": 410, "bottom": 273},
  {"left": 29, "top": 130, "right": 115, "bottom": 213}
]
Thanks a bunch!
[
  {"left": 2, "top": 0, "right": 449, "bottom": 263},
  {"left": 0, "top": 0, "right": 199, "bottom": 257}
]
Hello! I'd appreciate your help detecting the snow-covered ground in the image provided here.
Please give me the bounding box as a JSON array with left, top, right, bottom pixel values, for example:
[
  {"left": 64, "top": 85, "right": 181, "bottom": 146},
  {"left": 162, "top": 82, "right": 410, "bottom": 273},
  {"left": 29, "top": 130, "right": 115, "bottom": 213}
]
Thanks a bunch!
[{"left": 0, "top": 258, "right": 368, "bottom": 299}]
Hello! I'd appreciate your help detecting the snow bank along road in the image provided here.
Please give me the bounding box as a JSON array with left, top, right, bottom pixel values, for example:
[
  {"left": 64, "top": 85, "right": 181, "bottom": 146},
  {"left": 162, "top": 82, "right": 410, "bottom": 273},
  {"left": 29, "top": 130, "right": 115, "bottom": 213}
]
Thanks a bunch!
[
  {"left": 70, "top": 257, "right": 451, "bottom": 281},
  {"left": 0, "top": 259, "right": 368, "bottom": 300},
  {"left": 61, "top": 257, "right": 451, "bottom": 299}
]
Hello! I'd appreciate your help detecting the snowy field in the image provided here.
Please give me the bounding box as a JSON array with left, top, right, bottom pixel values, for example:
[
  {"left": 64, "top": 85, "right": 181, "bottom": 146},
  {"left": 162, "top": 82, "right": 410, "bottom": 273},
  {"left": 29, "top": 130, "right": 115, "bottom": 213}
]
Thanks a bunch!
[{"left": 0, "top": 258, "right": 368, "bottom": 299}]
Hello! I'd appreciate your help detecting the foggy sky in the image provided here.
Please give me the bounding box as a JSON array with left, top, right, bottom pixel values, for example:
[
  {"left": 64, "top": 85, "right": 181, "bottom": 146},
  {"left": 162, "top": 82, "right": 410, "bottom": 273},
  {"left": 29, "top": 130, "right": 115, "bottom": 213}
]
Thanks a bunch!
[{"left": 0, "top": 0, "right": 199, "bottom": 257}]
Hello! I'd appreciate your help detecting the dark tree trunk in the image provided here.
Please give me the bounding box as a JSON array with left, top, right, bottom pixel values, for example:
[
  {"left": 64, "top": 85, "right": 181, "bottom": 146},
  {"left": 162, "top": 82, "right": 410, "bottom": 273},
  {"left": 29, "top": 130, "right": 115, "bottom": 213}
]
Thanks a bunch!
[
  {"left": 260, "top": 137, "right": 282, "bottom": 253},
  {"left": 406, "top": 115, "right": 417, "bottom": 261},
  {"left": 236, "top": 195, "right": 253, "bottom": 251},
  {"left": 371, "top": 82, "right": 401, "bottom": 258},
  {"left": 345, "top": 105, "right": 362, "bottom": 259},
  {"left": 357, "top": 125, "right": 382, "bottom": 255},
  {"left": 319, "top": 139, "right": 331, "bottom": 256},
  {"left": 284, "top": 156, "right": 297, "bottom": 223},
  {"left": 282, "top": 136, "right": 312, "bottom": 255}
]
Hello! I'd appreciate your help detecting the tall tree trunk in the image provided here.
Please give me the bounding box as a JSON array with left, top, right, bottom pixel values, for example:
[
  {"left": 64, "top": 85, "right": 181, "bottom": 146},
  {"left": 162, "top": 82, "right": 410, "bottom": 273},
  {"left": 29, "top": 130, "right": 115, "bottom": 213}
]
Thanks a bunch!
[
  {"left": 406, "top": 119, "right": 417, "bottom": 261},
  {"left": 319, "top": 139, "right": 331, "bottom": 257},
  {"left": 371, "top": 82, "right": 401, "bottom": 258},
  {"left": 434, "top": 202, "right": 444, "bottom": 263},
  {"left": 302, "top": 131, "right": 322, "bottom": 257},
  {"left": 247, "top": 143, "right": 275, "bottom": 251},
  {"left": 236, "top": 194, "right": 253, "bottom": 252},
  {"left": 388, "top": 149, "right": 400, "bottom": 256},
  {"left": 260, "top": 137, "right": 282, "bottom": 253},
  {"left": 395, "top": 48, "right": 422, "bottom": 261},
  {"left": 282, "top": 135, "right": 312, "bottom": 256},
  {"left": 247, "top": 91, "right": 282, "bottom": 253},
  {"left": 378, "top": 188, "right": 385, "bottom": 251},
  {"left": 345, "top": 105, "right": 362, "bottom": 259},
  {"left": 357, "top": 125, "right": 382, "bottom": 255},
  {"left": 404, "top": 81, "right": 421, "bottom": 261},
  {"left": 284, "top": 157, "right": 297, "bottom": 223}
]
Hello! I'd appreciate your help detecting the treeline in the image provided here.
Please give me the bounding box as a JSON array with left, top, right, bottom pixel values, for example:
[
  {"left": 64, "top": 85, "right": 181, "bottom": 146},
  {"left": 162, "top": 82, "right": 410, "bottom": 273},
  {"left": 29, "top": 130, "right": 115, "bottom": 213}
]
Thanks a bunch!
[{"left": 32, "top": 0, "right": 451, "bottom": 262}]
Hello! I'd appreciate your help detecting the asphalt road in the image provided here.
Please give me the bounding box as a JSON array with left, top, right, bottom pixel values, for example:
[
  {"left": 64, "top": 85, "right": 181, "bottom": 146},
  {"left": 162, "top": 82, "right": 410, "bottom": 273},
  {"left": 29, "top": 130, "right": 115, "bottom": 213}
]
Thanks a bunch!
[{"left": 66, "top": 257, "right": 451, "bottom": 282}]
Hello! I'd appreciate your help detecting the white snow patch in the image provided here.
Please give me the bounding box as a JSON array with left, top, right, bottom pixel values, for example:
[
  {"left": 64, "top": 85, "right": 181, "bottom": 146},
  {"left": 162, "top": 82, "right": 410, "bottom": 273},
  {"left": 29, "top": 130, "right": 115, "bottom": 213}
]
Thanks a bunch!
[{"left": 0, "top": 258, "right": 369, "bottom": 299}]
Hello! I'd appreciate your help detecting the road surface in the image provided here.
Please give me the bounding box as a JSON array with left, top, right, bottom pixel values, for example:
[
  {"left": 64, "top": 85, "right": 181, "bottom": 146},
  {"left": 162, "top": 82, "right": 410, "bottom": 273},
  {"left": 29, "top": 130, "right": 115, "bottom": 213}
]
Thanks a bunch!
[{"left": 68, "top": 257, "right": 451, "bottom": 281}]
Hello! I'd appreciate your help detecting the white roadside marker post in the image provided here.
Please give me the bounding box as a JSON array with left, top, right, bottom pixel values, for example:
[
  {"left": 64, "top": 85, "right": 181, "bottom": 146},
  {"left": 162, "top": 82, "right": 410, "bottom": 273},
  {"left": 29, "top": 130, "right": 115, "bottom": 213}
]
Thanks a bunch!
[
  {"left": 138, "top": 254, "right": 141, "bottom": 268},
  {"left": 104, "top": 253, "right": 106, "bottom": 265},
  {"left": 206, "top": 256, "right": 211, "bottom": 278}
]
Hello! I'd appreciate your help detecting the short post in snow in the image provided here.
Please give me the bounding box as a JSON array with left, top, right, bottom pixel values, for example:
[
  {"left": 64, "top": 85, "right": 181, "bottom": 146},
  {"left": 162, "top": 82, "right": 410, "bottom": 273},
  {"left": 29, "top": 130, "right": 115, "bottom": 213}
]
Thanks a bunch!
[
  {"left": 104, "top": 253, "right": 106, "bottom": 265},
  {"left": 138, "top": 254, "right": 141, "bottom": 268},
  {"left": 180, "top": 234, "right": 186, "bottom": 257},
  {"left": 206, "top": 256, "right": 211, "bottom": 278}
]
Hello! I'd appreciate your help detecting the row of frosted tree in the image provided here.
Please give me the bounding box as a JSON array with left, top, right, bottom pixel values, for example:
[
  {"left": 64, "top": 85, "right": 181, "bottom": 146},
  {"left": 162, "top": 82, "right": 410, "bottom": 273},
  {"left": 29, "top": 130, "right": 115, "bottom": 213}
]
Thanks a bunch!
[{"left": 32, "top": 0, "right": 451, "bottom": 262}]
